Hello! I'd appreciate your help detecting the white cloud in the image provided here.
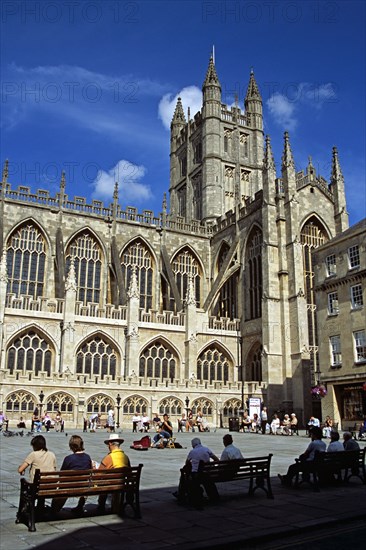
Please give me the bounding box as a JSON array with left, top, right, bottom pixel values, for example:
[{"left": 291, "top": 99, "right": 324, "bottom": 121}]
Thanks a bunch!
[
  {"left": 266, "top": 93, "right": 297, "bottom": 131},
  {"left": 92, "top": 160, "right": 152, "bottom": 203},
  {"left": 158, "top": 86, "right": 202, "bottom": 130},
  {"left": 1, "top": 63, "right": 169, "bottom": 141},
  {"left": 266, "top": 82, "right": 338, "bottom": 130}
]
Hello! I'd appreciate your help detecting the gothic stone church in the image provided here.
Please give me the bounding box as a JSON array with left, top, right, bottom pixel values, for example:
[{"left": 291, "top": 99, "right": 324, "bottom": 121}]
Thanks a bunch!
[{"left": 0, "top": 57, "right": 349, "bottom": 429}]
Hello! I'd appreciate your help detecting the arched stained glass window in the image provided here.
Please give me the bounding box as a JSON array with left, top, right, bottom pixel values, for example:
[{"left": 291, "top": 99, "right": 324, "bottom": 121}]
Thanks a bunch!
[
  {"left": 139, "top": 340, "right": 177, "bottom": 382},
  {"left": 214, "top": 243, "right": 238, "bottom": 320},
  {"left": 6, "top": 331, "right": 53, "bottom": 377},
  {"left": 191, "top": 398, "right": 213, "bottom": 417},
  {"left": 245, "top": 227, "right": 262, "bottom": 320},
  {"left": 121, "top": 240, "right": 153, "bottom": 310},
  {"left": 6, "top": 223, "right": 46, "bottom": 299},
  {"left": 6, "top": 391, "right": 36, "bottom": 413},
  {"left": 196, "top": 345, "right": 231, "bottom": 383},
  {"left": 158, "top": 397, "right": 182, "bottom": 416},
  {"left": 300, "top": 217, "right": 328, "bottom": 384},
  {"left": 87, "top": 394, "right": 114, "bottom": 413},
  {"left": 123, "top": 395, "right": 147, "bottom": 415},
  {"left": 76, "top": 336, "right": 118, "bottom": 380},
  {"left": 247, "top": 344, "right": 262, "bottom": 382},
  {"left": 170, "top": 248, "right": 201, "bottom": 309},
  {"left": 65, "top": 232, "right": 102, "bottom": 304},
  {"left": 46, "top": 392, "right": 74, "bottom": 413}
]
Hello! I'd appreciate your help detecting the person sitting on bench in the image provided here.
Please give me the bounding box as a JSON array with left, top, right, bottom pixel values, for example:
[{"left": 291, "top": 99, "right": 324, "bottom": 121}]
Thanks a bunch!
[{"left": 278, "top": 427, "right": 325, "bottom": 487}]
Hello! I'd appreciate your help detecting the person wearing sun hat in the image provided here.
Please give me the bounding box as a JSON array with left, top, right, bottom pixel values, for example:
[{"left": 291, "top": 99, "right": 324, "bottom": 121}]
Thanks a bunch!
[
  {"left": 97, "top": 433, "right": 130, "bottom": 511},
  {"left": 99, "top": 433, "right": 130, "bottom": 470}
]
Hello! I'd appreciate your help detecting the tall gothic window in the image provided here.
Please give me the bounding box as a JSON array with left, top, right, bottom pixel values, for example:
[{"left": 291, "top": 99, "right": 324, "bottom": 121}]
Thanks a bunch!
[
  {"left": 301, "top": 217, "right": 328, "bottom": 384},
  {"left": 76, "top": 335, "right": 118, "bottom": 380},
  {"left": 224, "top": 166, "right": 235, "bottom": 213},
  {"left": 214, "top": 244, "right": 238, "bottom": 319},
  {"left": 121, "top": 240, "right": 153, "bottom": 310},
  {"left": 6, "top": 223, "right": 46, "bottom": 299},
  {"left": 65, "top": 232, "right": 102, "bottom": 305},
  {"left": 172, "top": 248, "right": 201, "bottom": 309},
  {"left": 247, "top": 344, "right": 262, "bottom": 382},
  {"left": 7, "top": 330, "right": 53, "bottom": 377},
  {"left": 196, "top": 345, "right": 231, "bottom": 383},
  {"left": 139, "top": 340, "right": 177, "bottom": 382},
  {"left": 246, "top": 227, "right": 262, "bottom": 320}
]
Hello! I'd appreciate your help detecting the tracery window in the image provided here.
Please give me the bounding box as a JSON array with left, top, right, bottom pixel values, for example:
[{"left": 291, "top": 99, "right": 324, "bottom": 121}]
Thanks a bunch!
[
  {"left": 159, "top": 397, "right": 183, "bottom": 416},
  {"left": 224, "top": 166, "right": 235, "bottom": 213},
  {"left": 247, "top": 344, "right": 262, "bottom": 382},
  {"left": 6, "top": 223, "right": 46, "bottom": 299},
  {"left": 301, "top": 218, "right": 328, "bottom": 384},
  {"left": 87, "top": 393, "right": 114, "bottom": 413},
  {"left": 214, "top": 244, "right": 238, "bottom": 319},
  {"left": 122, "top": 395, "right": 147, "bottom": 415},
  {"left": 171, "top": 248, "right": 201, "bottom": 309},
  {"left": 65, "top": 232, "right": 102, "bottom": 304},
  {"left": 46, "top": 392, "right": 74, "bottom": 413},
  {"left": 196, "top": 345, "right": 231, "bottom": 383},
  {"left": 245, "top": 227, "right": 262, "bottom": 320},
  {"left": 191, "top": 398, "right": 213, "bottom": 417},
  {"left": 222, "top": 398, "right": 242, "bottom": 419},
  {"left": 7, "top": 330, "right": 53, "bottom": 377},
  {"left": 76, "top": 335, "right": 118, "bottom": 380},
  {"left": 139, "top": 340, "right": 177, "bottom": 382},
  {"left": 6, "top": 391, "right": 37, "bottom": 413},
  {"left": 121, "top": 240, "right": 153, "bottom": 310}
]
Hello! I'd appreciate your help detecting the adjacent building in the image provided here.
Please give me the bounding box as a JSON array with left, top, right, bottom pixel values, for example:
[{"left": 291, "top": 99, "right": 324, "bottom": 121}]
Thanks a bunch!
[{"left": 313, "top": 219, "right": 366, "bottom": 429}]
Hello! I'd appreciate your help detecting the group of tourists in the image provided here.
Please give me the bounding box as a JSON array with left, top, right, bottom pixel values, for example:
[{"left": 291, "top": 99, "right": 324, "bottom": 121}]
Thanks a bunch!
[
  {"left": 278, "top": 428, "right": 361, "bottom": 487},
  {"left": 29, "top": 408, "right": 64, "bottom": 433},
  {"left": 18, "top": 432, "right": 129, "bottom": 515},
  {"left": 238, "top": 408, "right": 299, "bottom": 435}
]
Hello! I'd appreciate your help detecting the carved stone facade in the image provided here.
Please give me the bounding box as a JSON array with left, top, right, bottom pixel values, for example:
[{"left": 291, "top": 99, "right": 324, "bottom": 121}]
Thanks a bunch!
[{"left": 0, "top": 58, "right": 352, "bottom": 429}]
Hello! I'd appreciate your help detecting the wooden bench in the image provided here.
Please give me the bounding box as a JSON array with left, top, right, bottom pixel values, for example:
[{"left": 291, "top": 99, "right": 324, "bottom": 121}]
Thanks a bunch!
[
  {"left": 181, "top": 455, "right": 274, "bottom": 500},
  {"left": 295, "top": 449, "right": 366, "bottom": 491},
  {"left": 16, "top": 465, "right": 143, "bottom": 532}
]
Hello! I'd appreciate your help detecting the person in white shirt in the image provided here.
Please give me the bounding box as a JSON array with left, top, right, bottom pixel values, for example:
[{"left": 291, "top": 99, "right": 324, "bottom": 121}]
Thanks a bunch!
[
  {"left": 221, "top": 434, "right": 244, "bottom": 460},
  {"left": 132, "top": 414, "right": 141, "bottom": 433},
  {"left": 327, "top": 431, "right": 343, "bottom": 452},
  {"left": 107, "top": 409, "right": 115, "bottom": 432},
  {"left": 270, "top": 414, "right": 280, "bottom": 434}
]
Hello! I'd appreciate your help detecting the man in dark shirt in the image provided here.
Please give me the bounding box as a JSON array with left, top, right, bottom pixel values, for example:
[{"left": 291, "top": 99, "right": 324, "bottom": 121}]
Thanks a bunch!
[{"left": 152, "top": 414, "right": 173, "bottom": 446}]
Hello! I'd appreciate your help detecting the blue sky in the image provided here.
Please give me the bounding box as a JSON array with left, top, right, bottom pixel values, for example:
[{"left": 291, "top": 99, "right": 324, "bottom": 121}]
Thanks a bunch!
[{"left": 1, "top": 0, "right": 365, "bottom": 225}]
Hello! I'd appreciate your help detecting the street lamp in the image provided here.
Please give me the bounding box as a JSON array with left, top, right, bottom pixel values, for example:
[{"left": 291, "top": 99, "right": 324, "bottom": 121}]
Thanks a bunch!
[
  {"left": 185, "top": 396, "right": 190, "bottom": 417},
  {"left": 116, "top": 393, "right": 121, "bottom": 429},
  {"left": 39, "top": 390, "right": 45, "bottom": 415}
]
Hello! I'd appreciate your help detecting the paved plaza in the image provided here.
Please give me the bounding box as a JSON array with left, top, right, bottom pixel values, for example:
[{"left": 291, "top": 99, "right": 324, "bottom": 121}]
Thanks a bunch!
[{"left": 1, "top": 427, "right": 365, "bottom": 549}]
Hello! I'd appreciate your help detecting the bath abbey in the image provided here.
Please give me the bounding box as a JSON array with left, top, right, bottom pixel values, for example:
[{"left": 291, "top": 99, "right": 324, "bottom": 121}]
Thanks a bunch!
[{"left": 1, "top": 56, "right": 364, "bottom": 430}]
